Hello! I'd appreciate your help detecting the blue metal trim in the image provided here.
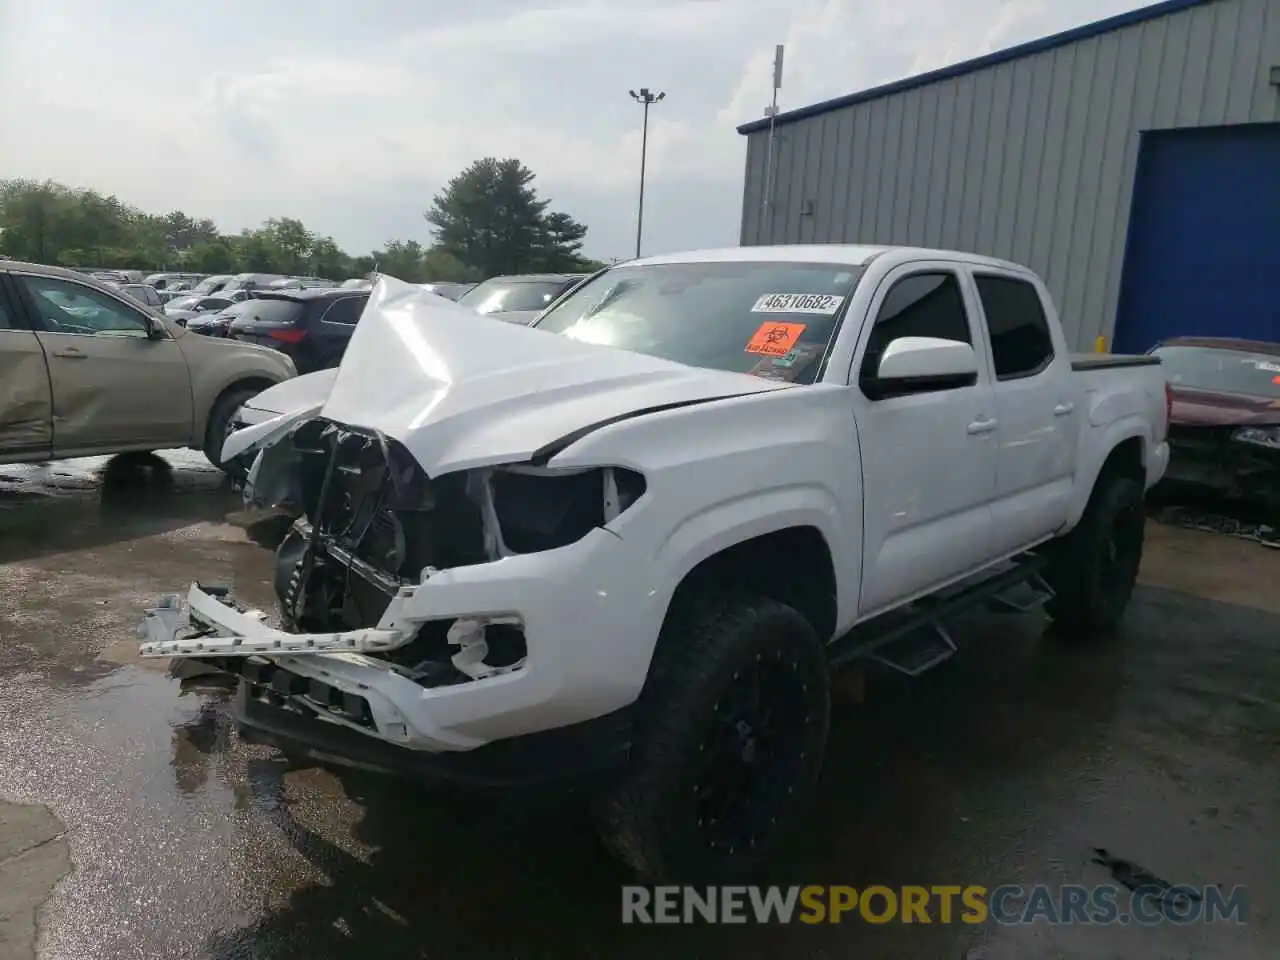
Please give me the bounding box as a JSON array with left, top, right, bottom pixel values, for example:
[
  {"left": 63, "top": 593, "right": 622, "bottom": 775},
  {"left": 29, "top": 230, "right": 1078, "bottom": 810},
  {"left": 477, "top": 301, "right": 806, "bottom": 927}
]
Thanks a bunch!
[{"left": 737, "top": 0, "right": 1220, "bottom": 134}]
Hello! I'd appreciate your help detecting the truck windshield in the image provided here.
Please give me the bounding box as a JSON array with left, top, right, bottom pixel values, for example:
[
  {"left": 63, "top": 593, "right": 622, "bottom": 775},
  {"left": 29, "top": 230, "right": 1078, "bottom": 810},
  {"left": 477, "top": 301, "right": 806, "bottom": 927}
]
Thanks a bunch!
[
  {"left": 533, "top": 261, "right": 865, "bottom": 384},
  {"left": 1153, "top": 345, "right": 1280, "bottom": 398}
]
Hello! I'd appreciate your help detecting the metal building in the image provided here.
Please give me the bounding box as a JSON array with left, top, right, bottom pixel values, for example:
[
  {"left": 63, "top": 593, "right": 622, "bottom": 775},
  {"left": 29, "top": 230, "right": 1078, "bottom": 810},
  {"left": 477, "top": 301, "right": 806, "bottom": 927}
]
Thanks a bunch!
[{"left": 737, "top": 0, "right": 1280, "bottom": 352}]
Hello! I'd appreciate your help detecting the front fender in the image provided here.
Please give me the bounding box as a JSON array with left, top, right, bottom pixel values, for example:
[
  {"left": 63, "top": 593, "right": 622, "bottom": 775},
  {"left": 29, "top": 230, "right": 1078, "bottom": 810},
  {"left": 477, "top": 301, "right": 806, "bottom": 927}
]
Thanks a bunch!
[{"left": 221, "top": 401, "right": 324, "bottom": 463}]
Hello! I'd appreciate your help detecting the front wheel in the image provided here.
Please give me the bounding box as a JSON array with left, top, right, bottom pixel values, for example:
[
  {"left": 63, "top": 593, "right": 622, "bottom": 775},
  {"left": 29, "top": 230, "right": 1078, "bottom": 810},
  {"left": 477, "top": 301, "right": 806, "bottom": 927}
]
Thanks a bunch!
[
  {"left": 596, "top": 592, "right": 831, "bottom": 883},
  {"left": 203, "top": 386, "right": 261, "bottom": 480},
  {"left": 1044, "top": 473, "right": 1146, "bottom": 632}
]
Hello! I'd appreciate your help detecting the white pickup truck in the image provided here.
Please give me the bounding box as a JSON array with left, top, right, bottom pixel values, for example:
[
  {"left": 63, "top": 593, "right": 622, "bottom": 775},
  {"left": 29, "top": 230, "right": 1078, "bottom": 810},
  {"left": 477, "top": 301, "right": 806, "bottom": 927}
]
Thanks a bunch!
[{"left": 139, "top": 246, "right": 1169, "bottom": 881}]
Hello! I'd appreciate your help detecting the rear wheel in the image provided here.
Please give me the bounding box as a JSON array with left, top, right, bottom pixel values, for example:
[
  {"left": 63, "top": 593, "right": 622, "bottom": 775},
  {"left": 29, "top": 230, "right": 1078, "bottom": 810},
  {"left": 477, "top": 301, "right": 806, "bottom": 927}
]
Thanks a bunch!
[
  {"left": 203, "top": 386, "right": 261, "bottom": 480},
  {"left": 1044, "top": 472, "right": 1145, "bottom": 632},
  {"left": 596, "top": 591, "right": 830, "bottom": 882}
]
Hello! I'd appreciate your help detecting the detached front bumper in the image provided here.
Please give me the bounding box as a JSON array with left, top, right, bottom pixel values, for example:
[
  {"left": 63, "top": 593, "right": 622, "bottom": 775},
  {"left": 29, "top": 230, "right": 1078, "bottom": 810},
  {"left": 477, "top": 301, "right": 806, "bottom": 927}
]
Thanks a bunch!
[{"left": 138, "top": 525, "right": 666, "bottom": 758}]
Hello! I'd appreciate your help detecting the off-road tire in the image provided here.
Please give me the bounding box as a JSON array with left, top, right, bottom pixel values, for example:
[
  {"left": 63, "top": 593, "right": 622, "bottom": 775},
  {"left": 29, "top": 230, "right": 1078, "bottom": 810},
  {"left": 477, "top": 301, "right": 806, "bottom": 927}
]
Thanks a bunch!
[
  {"left": 1043, "top": 472, "right": 1145, "bottom": 632},
  {"left": 596, "top": 591, "right": 830, "bottom": 883},
  {"left": 203, "top": 386, "right": 260, "bottom": 480}
]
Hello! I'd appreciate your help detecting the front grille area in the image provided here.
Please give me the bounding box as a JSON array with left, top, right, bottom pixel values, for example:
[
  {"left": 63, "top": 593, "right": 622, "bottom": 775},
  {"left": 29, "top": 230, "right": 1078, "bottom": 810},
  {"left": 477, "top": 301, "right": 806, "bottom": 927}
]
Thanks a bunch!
[
  {"left": 199, "top": 656, "right": 376, "bottom": 730},
  {"left": 275, "top": 419, "right": 487, "bottom": 634}
]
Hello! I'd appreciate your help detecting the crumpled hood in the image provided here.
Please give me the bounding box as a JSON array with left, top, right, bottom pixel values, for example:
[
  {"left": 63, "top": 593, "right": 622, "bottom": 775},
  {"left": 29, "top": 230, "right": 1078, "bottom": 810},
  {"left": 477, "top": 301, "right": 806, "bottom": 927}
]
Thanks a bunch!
[
  {"left": 245, "top": 367, "right": 338, "bottom": 416},
  {"left": 318, "top": 276, "right": 789, "bottom": 475}
]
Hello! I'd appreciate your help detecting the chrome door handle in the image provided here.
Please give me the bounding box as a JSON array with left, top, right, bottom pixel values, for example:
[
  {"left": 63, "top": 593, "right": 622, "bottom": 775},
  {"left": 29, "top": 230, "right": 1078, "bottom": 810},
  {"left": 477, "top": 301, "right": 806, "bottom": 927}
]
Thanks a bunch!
[
  {"left": 967, "top": 418, "right": 998, "bottom": 435},
  {"left": 1053, "top": 402, "right": 1076, "bottom": 416},
  {"left": 52, "top": 347, "right": 86, "bottom": 359}
]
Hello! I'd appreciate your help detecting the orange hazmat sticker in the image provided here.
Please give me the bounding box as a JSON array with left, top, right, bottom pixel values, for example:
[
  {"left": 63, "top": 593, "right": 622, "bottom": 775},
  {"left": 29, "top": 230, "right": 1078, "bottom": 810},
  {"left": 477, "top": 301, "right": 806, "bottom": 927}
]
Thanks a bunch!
[{"left": 746, "top": 322, "right": 806, "bottom": 357}]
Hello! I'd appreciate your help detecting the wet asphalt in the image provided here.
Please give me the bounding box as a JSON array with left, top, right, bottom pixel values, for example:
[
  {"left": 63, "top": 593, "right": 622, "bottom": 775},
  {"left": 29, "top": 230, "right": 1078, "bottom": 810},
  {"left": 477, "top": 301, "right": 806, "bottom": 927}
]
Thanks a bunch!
[{"left": 1, "top": 453, "right": 1278, "bottom": 959}]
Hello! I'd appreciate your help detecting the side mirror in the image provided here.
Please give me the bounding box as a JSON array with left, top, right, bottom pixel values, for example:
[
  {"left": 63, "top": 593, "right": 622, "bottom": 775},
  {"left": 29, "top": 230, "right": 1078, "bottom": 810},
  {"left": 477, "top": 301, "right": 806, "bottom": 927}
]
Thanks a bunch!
[{"left": 865, "top": 336, "right": 978, "bottom": 399}]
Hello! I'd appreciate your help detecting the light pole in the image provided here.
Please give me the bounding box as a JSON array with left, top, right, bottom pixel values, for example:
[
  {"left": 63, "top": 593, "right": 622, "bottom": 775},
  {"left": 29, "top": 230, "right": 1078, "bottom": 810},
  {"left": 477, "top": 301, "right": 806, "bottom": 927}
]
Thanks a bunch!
[{"left": 629, "top": 87, "right": 665, "bottom": 259}]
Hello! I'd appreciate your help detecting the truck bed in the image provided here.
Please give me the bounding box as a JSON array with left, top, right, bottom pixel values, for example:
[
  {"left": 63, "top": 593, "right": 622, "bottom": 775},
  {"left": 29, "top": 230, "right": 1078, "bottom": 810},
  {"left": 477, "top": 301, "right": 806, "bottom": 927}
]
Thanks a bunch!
[{"left": 1070, "top": 353, "right": 1161, "bottom": 370}]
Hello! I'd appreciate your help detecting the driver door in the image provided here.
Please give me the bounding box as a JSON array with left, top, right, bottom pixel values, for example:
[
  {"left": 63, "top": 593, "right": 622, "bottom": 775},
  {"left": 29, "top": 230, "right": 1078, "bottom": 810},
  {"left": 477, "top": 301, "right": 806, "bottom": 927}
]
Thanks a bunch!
[{"left": 13, "top": 273, "right": 193, "bottom": 454}]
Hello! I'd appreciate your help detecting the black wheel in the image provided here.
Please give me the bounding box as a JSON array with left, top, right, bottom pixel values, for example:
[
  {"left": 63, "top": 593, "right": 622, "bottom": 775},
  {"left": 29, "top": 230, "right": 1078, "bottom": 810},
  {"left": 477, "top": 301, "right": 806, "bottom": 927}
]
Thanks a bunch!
[
  {"left": 596, "top": 592, "right": 830, "bottom": 882},
  {"left": 1044, "top": 472, "right": 1146, "bottom": 632},
  {"left": 203, "top": 386, "right": 260, "bottom": 480}
]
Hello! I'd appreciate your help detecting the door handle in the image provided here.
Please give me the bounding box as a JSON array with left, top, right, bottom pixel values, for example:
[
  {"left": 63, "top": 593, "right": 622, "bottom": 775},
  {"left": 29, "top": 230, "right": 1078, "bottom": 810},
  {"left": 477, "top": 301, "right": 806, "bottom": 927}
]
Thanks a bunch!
[
  {"left": 1053, "top": 402, "right": 1076, "bottom": 416},
  {"left": 51, "top": 347, "right": 87, "bottom": 359},
  {"left": 967, "top": 417, "right": 998, "bottom": 435}
]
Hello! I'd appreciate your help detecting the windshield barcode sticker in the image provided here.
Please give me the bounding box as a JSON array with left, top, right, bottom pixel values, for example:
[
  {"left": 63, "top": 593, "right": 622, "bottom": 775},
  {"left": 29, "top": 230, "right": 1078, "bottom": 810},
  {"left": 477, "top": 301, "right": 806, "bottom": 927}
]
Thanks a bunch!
[{"left": 750, "top": 293, "right": 844, "bottom": 315}]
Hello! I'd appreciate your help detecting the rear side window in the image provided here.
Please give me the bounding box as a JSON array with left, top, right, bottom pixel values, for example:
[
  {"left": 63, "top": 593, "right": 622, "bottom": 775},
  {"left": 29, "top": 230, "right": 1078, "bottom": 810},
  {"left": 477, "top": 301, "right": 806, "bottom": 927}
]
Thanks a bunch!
[
  {"left": 319, "top": 296, "right": 366, "bottom": 325},
  {"left": 239, "top": 299, "right": 305, "bottom": 325},
  {"left": 860, "top": 272, "right": 972, "bottom": 382},
  {"left": 975, "top": 275, "right": 1055, "bottom": 379}
]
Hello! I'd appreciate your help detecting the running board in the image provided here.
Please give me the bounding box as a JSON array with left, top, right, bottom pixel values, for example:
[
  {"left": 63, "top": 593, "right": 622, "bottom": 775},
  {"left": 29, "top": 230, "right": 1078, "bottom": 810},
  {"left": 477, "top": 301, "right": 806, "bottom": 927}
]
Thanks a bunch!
[{"left": 828, "top": 553, "right": 1048, "bottom": 673}]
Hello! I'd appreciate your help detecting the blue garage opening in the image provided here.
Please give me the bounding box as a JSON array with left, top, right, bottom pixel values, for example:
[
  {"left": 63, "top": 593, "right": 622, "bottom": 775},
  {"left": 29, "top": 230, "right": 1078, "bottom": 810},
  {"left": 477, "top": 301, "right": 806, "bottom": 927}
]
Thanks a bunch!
[{"left": 1114, "top": 123, "right": 1280, "bottom": 354}]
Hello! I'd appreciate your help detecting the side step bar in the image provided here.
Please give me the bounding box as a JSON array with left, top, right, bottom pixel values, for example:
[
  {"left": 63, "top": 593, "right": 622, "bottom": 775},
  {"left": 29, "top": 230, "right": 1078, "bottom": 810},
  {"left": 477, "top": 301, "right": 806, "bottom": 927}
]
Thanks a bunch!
[{"left": 829, "top": 553, "right": 1052, "bottom": 676}]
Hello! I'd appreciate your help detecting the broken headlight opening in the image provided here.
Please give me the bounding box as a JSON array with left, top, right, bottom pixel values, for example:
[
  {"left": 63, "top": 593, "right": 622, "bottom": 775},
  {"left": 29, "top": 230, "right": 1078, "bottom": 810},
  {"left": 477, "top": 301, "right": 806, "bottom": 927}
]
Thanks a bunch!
[
  {"left": 270, "top": 417, "right": 646, "bottom": 686},
  {"left": 1232, "top": 425, "right": 1280, "bottom": 449}
]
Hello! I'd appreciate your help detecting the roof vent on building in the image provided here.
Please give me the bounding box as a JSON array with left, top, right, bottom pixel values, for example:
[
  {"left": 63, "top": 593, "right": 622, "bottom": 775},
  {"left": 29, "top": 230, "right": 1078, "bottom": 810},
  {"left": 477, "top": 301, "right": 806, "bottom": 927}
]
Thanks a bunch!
[
  {"left": 1269, "top": 65, "right": 1280, "bottom": 87},
  {"left": 800, "top": 199, "right": 814, "bottom": 217}
]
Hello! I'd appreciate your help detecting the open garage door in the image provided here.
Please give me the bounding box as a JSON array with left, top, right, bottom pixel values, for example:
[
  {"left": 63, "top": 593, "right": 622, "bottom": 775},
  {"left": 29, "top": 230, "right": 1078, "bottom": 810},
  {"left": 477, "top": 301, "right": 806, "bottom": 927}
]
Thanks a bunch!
[{"left": 1114, "top": 124, "right": 1280, "bottom": 354}]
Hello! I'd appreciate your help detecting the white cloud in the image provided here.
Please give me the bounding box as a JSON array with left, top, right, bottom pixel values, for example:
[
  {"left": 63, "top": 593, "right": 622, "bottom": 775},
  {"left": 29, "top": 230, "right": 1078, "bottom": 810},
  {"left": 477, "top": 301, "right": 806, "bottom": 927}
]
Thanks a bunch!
[{"left": 0, "top": 0, "right": 1153, "bottom": 260}]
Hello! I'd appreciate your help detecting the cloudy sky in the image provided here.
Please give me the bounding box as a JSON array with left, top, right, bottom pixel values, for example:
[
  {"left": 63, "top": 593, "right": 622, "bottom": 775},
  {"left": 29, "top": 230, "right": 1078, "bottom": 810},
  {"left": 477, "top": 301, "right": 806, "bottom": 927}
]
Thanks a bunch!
[{"left": 0, "top": 0, "right": 1151, "bottom": 261}]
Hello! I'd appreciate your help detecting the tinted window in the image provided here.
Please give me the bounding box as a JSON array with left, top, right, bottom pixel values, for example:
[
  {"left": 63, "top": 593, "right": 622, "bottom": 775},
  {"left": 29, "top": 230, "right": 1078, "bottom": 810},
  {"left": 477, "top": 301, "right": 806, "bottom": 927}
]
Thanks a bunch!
[
  {"left": 534, "top": 261, "right": 865, "bottom": 384},
  {"left": 200, "top": 297, "right": 233, "bottom": 311},
  {"left": 319, "top": 296, "right": 366, "bottom": 325},
  {"left": 0, "top": 294, "right": 12, "bottom": 329},
  {"left": 1153, "top": 345, "right": 1280, "bottom": 398},
  {"left": 234, "top": 299, "right": 306, "bottom": 325},
  {"left": 860, "top": 273, "right": 972, "bottom": 382},
  {"left": 975, "top": 275, "right": 1054, "bottom": 379},
  {"left": 19, "top": 275, "right": 150, "bottom": 337}
]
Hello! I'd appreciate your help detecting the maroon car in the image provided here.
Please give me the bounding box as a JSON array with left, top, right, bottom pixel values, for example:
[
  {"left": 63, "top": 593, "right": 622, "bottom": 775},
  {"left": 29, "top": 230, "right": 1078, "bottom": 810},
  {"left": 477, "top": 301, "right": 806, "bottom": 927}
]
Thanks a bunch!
[{"left": 1151, "top": 337, "right": 1280, "bottom": 509}]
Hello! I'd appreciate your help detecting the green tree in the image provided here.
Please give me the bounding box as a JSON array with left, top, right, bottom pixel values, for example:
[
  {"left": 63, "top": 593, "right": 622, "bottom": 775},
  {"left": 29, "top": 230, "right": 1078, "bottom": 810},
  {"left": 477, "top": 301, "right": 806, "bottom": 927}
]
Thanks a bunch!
[
  {"left": 425, "top": 158, "right": 592, "bottom": 277},
  {"left": 422, "top": 245, "right": 481, "bottom": 282},
  {"left": 371, "top": 239, "right": 428, "bottom": 282}
]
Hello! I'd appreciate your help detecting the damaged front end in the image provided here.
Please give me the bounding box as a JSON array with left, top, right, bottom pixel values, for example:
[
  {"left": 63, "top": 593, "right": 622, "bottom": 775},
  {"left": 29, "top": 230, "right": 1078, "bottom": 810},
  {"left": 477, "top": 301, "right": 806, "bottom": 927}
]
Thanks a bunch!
[
  {"left": 1162, "top": 422, "right": 1280, "bottom": 510},
  {"left": 139, "top": 414, "right": 649, "bottom": 755}
]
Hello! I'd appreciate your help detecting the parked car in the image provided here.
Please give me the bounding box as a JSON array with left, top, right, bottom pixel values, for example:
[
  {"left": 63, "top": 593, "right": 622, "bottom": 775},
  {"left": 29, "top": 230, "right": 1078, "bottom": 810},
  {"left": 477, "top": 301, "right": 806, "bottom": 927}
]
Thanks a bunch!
[
  {"left": 227, "top": 287, "right": 369, "bottom": 374},
  {"left": 340, "top": 277, "right": 372, "bottom": 290},
  {"left": 115, "top": 283, "right": 165, "bottom": 310},
  {"left": 267, "top": 277, "right": 338, "bottom": 291},
  {"left": 142, "top": 246, "right": 1171, "bottom": 881},
  {"left": 185, "top": 299, "right": 262, "bottom": 338},
  {"left": 1150, "top": 336, "right": 1280, "bottom": 509},
  {"left": 189, "top": 274, "right": 234, "bottom": 296},
  {"left": 456, "top": 273, "right": 589, "bottom": 324},
  {"left": 164, "top": 294, "right": 238, "bottom": 324},
  {"left": 144, "top": 272, "right": 205, "bottom": 291},
  {"left": 221, "top": 273, "right": 289, "bottom": 295},
  {"left": 0, "top": 260, "right": 295, "bottom": 476},
  {"left": 420, "top": 281, "right": 475, "bottom": 301}
]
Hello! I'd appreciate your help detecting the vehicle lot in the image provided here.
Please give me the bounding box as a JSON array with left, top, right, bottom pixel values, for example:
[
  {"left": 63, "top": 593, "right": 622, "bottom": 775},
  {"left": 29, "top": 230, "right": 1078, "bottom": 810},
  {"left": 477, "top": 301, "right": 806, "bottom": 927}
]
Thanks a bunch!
[{"left": 1, "top": 453, "right": 1278, "bottom": 959}]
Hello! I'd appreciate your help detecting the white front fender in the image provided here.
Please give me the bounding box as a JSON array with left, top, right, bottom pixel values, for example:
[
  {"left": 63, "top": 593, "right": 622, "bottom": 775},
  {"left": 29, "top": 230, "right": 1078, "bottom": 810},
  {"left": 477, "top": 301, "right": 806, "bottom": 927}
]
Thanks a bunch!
[{"left": 221, "top": 401, "right": 325, "bottom": 463}]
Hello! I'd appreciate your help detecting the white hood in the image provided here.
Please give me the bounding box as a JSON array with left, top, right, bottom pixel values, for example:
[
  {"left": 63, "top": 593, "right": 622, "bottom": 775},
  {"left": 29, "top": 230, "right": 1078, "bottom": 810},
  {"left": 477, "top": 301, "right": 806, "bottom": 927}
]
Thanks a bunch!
[{"left": 316, "top": 276, "right": 788, "bottom": 475}]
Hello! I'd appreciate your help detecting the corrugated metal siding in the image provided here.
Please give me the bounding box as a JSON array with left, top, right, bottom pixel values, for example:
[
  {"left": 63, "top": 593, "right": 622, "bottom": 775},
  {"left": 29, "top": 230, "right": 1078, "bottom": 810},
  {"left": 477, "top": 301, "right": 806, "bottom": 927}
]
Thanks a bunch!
[{"left": 740, "top": 0, "right": 1280, "bottom": 350}]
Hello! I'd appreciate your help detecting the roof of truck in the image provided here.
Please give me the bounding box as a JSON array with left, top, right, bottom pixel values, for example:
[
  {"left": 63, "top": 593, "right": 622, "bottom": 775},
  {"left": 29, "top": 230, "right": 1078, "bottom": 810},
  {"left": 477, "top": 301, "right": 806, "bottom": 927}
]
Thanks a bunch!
[{"left": 630, "top": 244, "right": 1033, "bottom": 273}]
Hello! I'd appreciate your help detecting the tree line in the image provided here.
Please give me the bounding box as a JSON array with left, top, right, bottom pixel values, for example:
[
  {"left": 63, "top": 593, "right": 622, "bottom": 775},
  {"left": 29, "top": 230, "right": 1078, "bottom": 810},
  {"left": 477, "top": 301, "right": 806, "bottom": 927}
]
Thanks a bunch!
[{"left": 0, "top": 158, "right": 605, "bottom": 284}]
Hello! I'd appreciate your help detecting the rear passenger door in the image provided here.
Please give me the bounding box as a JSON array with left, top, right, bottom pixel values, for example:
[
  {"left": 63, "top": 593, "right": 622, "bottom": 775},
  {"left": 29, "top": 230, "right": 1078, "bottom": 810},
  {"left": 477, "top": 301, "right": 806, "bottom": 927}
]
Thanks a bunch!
[
  {"left": 0, "top": 276, "right": 53, "bottom": 460},
  {"left": 969, "top": 271, "right": 1078, "bottom": 553},
  {"left": 851, "top": 264, "right": 999, "bottom": 614}
]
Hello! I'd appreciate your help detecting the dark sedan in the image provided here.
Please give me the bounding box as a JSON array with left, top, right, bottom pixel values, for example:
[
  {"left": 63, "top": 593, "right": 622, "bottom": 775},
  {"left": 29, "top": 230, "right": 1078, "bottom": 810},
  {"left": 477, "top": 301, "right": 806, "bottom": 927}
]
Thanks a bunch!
[{"left": 1151, "top": 336, "right": 1280, "bottom": 509}]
